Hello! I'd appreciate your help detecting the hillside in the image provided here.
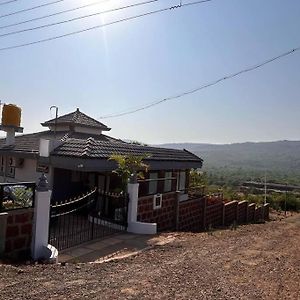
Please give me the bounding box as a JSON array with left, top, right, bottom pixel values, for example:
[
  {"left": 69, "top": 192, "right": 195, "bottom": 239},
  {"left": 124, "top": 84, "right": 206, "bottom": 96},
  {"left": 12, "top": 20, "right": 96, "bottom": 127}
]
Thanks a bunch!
[{"left": 158, "top": 141, "right": 300, "bottom": 185}]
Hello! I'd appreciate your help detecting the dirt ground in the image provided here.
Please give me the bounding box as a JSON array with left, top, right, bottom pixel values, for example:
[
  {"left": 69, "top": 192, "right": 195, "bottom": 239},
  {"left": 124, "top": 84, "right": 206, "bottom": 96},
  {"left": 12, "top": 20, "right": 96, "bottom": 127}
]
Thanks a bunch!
[{"left": 0, "top": 212, "right": 299, "bottom": 300}]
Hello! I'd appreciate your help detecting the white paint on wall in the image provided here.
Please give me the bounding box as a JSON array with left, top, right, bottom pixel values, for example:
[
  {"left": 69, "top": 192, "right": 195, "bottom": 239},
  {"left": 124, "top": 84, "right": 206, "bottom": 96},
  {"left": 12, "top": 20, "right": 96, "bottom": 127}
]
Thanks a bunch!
[
  {"left": 0, "top": 158, "right": 54, "bottom": 188},
  {"left": 73, "top": 126, "right": 102, "bottom": 135}
]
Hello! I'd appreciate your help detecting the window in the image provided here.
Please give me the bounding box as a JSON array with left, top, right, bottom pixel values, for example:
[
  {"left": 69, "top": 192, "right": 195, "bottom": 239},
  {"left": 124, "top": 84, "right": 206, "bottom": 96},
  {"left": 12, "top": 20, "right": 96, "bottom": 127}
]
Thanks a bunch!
[
  {"left": 153, "top": 194, "right": 162, "bottom": 210},
  {"left": 6, "top": 157, "right": 15, "bottom": 178},
  {"left": 178, "top": 171, "right": 186, "bottom": 191},
  {"left": 148, "top": 172, "right": 158, "bottom": 194},
  {"left": 0, "top": 156, "right": 4, "bottom": 175},
  {"left": 164, "top": 171, "right": 172, "bottom": 192}
]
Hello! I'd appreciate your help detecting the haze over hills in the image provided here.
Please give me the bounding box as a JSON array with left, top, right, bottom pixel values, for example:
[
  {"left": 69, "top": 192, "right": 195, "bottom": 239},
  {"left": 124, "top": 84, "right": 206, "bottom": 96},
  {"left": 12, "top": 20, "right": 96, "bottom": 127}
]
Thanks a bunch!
[{"left": 158, "top": 140, "right": 300, "bottom": 184}]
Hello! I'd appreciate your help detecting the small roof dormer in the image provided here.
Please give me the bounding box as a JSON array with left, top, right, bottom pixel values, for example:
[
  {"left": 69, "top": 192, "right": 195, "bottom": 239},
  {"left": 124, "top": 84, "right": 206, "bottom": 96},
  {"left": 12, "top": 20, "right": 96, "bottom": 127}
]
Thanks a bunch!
[{"left": 41, "top": 108, "right": 111, "bottom": 135}]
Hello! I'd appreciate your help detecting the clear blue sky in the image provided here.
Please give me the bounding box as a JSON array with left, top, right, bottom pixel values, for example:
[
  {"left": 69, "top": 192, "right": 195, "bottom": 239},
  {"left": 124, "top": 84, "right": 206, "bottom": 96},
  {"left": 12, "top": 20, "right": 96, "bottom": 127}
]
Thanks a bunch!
[{"left": 0, "top": 0, "right": 299, "bottom": 144}]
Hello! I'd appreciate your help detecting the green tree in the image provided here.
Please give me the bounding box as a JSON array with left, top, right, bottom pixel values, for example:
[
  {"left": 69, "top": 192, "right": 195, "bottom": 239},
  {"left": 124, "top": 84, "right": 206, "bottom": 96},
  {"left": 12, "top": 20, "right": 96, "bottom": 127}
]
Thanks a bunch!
[{"left": 109, "top": 154, "right": 150, "bottom": 193}]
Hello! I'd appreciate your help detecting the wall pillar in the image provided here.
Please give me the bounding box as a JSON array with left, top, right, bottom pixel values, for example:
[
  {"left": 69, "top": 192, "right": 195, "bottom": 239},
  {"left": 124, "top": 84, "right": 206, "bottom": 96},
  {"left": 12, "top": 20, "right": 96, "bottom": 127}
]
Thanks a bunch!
[
  {"left": 127, "top": 183, "right": 157, "bottom": 235},
  {"left": 127, "top": 183, "right": 139, "bottom": 223},
  {"left": 0, "top": 212, "right": 8, "bottom": 256},
  {"left": 31, "top": 174, "right": 52, "bottom": 261}
]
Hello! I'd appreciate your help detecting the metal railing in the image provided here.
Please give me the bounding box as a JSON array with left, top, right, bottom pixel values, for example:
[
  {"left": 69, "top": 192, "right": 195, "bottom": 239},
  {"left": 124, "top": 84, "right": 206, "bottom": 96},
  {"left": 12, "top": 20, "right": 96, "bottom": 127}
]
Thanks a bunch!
[{"left": 0, "top": 182, "right": 36, "bottom": 212}]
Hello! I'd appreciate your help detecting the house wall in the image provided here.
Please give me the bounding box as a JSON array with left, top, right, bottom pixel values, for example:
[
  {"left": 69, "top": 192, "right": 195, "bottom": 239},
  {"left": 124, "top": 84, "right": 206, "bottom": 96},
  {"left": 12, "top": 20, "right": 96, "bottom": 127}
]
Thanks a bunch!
[{"left": 0, "top": 157, "right": 53, "bottom": 187}]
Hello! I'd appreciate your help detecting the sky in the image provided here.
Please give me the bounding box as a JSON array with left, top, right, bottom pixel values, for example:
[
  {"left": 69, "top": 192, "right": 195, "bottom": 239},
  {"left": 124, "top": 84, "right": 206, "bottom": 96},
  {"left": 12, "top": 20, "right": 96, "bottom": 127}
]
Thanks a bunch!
[{"left": 0, "top": 0, "right": 299, "bottom": 144}]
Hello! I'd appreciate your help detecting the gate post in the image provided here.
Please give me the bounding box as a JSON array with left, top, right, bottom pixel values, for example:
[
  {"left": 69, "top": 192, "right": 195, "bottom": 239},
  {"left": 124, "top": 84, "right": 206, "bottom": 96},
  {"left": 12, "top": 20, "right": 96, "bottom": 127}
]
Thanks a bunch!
[
  {"left": 31, "top": 174, "right": 53, "bottom": 261},
  {"left": 127, "top": 183, "right": 139, "bottom": 223}
]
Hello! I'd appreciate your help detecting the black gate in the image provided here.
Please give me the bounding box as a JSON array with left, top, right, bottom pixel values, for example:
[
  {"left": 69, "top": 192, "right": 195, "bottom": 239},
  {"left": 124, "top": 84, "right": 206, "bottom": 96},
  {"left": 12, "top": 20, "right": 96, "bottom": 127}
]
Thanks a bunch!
[{"left": 49, "top": 188, "right": 128, "bottom": 251}]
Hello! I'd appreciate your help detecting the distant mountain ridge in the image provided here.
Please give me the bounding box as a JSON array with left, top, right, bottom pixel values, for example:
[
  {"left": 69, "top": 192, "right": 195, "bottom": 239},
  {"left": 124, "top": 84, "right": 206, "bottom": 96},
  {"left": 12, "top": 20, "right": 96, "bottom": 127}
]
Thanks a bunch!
[{"left": 157, "top": 140, "right": 300, "bottom": 175}]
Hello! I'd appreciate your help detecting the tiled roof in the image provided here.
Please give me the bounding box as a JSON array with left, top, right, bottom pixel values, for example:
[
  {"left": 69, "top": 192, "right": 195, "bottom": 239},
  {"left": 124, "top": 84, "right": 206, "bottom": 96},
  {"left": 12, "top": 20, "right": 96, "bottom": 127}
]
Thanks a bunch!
[
  {"left": 0, "top": 131, "right": 203, "bottom": 165},
  {"left": 0, "top": 131, "right": 120, "bottom": 154},
  {"left": 41, "top": 108, "right": 110, "bottom": 131},
  {"left": 52, "top": 138, "right": 203, "bottom": 163}
]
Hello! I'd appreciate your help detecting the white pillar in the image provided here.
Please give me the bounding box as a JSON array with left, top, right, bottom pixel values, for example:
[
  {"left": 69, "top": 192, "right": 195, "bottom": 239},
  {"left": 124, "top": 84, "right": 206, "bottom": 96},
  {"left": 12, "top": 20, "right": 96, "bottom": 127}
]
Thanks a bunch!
[
  {"left": 127, "top": 183, "right": 139, "bottom": 223},
  {"left": 31, "top": 174, "right": 53, "bottom": 261},
  {"left": 31, "top": 190, "right": 52, "bottom": 260}
]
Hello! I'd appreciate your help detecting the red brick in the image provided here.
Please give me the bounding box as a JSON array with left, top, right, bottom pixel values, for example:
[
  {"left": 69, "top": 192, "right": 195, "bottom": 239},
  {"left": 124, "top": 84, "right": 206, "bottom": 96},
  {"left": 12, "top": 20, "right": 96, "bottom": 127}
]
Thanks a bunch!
[
  {"left": 7, "top": 215, "right": 14, "bottom": 224},
  {"left": 5, "top": 240, "right": 12, "bottom": 253},
  {"left": 26, "top": 237, "right": 32, "bottom": 247},
  {"left": 6, "top": 225, "right": 19, "bottom": 238},
  {"left": 13, "top": 237, "right": 27, "bottom": 250},
  {"left": 15, "top": 213, "right": 29, "bottom": 224},
  {"left": 21, "top": 223, "right": 32, "bottom": 235}
]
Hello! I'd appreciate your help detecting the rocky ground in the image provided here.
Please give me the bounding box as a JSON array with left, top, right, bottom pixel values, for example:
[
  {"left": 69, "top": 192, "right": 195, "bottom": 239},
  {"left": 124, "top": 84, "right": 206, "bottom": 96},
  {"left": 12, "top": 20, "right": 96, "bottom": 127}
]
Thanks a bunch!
[{"left": 0, "top": 212, "right": 299, "bottom": 300}]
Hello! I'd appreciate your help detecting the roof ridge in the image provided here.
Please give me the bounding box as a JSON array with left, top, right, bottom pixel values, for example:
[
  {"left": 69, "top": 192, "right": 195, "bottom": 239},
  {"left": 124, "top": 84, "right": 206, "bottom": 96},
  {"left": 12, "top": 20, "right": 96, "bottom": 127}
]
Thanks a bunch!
[{"left": 81, "top": 137, "right": 96, "bottom": 157}]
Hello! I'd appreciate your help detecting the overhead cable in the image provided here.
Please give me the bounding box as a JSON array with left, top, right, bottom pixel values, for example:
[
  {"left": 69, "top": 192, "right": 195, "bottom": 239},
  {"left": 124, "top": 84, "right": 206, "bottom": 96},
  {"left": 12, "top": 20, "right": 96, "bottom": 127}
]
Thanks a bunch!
[
  {"left": 0, "top": 0, "right": 213, "bottom": 51},
  {"left": 0, "top": 0, "right": 159, "bottom": 38},
  {"left": 0, "top": 0, "right": 66, "bottom": 19},
  {"left": 0, "top": 0, "right": 19, "bottom": 6},
  {"left": 98, "top": 46, "right": 300, "bottom": 119},
  {"left": 0, "top": 0, "right": 114, "bottom": 30}
]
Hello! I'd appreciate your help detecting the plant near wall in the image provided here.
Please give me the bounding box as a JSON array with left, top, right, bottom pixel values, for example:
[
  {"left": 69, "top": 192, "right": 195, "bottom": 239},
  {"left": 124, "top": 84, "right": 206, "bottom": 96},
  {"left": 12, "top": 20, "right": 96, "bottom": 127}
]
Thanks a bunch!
[{"left": 109, "top": 154, "right": 150, "bottom": 193}]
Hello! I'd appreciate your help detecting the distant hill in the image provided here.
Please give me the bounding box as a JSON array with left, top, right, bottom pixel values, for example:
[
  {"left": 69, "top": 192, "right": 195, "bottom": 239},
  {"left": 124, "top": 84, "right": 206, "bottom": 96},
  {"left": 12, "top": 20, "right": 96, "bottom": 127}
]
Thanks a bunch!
[{"left": 158, "top": 141, "right": 300, "bottom": 184}]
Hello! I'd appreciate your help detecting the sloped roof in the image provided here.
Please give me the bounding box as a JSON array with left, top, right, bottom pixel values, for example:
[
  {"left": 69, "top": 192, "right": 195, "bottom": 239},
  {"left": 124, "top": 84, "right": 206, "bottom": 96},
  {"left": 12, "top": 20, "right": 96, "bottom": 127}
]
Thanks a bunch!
[
  {"left": 41, "top": 108, "right": 110, "bottom": 131},
  {"left": 0, "top": 131, "right": 120, "bottom": 155},
  {"left": 52, "top": 137, "right": 203, "bottom": 163}
]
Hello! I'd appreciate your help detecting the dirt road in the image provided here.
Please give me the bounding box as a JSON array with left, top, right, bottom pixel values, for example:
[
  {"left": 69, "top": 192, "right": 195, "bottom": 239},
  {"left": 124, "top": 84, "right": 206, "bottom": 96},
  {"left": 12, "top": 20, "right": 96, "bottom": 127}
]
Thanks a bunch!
[{"left": 0, "top": 214, "right": 299, "bottom": 299}]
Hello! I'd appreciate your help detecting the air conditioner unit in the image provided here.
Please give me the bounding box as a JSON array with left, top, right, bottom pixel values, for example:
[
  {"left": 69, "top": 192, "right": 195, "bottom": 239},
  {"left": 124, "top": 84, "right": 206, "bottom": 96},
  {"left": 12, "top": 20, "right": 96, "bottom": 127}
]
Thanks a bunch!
[{"left": 15, "top": 158, "right": 24, "bottom": 168}]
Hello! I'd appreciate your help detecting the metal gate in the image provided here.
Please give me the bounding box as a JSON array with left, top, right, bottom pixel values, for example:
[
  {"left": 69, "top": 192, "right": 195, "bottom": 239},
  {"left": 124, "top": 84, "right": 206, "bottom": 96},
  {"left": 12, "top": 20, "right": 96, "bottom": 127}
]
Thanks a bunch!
[{"left": 49, "top": 188, "right": 128, "bottom": 251}]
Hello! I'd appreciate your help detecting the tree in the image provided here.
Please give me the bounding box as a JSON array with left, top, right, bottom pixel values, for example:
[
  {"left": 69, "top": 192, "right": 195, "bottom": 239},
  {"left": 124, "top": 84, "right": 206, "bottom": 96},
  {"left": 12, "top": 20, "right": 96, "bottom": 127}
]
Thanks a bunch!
[{"left": 109, "top": 154, "right": 150, "bottom": 193}]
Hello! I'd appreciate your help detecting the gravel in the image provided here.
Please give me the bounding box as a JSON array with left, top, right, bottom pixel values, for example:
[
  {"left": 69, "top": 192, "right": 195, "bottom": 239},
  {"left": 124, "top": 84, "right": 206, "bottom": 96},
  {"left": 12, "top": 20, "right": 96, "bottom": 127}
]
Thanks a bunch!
[{"left": 0, "top": 213, "right": 299, "bottom": 300}]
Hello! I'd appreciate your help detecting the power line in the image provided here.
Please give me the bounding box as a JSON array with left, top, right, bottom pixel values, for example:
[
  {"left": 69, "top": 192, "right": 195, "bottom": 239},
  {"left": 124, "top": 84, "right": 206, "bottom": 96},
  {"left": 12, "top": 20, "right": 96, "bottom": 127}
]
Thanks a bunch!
[
  {"left": 0, "top": 0, "right": 19, "bottom": 6},
  {"left": 98, "top": 46, "right": 300, "bottom": 119},
  {"left": 0, "top": 0, "right": 65, "bottom": 19},
  {"left": 0, "top": 0, "right": 159, "bottom": 38},
  {"left": 0, "top": 0, "right": 112, "bottom": 30},
  {"left": 0, "top": 0, "right": 213, "bottom": 51}
]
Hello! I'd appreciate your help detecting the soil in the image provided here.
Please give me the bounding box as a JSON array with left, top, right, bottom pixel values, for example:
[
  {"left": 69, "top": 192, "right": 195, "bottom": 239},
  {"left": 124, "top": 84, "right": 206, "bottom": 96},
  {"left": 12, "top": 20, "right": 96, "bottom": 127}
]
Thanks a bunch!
[{"left": 0, "top": 212, "right": 299, "bottom": 300}]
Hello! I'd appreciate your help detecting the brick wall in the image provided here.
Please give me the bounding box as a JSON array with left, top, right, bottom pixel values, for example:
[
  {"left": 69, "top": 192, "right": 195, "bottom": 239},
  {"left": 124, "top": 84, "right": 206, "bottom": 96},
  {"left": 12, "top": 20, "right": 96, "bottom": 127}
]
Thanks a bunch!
[
  {"left": 254, "top": 206, "right": 264, "bottom": 222},
  {"left": 205, "top": 201, "right": 223, "bottom": 228},
  {"left": 237, "top": 201, "right": 248, "bottom": 224},
  {"left": 264, "top": 203, "right": 270, "bottom": 220},
  {"left": 178, "top": 198, "right": 204, "bottom": 232},
  {"left": 223, "top": 201, "right": 238, "bottom": 226},
  {"left": 5, "top": 208, "right": 33, "bottom": 258},
  {"left": 137, "top": 192, "right": 270, "bottom": 233},
  {"left": 248, "top": 203, "right": 256, "bottom": 222},
  {"left": 137, "top": 193, "right": 177, "bottom": 231}
]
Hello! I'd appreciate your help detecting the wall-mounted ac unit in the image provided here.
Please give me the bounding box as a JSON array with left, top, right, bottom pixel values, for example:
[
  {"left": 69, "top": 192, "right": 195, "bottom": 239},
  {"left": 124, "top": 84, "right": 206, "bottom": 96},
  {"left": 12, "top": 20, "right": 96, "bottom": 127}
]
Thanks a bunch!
[{"left": 15, "top": 158, "right": 24, "bottom": 168}]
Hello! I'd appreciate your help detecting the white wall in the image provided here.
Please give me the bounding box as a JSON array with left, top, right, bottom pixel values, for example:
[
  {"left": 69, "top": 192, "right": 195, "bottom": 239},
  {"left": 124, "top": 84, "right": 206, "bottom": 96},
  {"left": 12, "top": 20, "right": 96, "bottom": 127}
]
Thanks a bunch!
[
  {"left": 0, "top": 158, "right": 53, "bottom": 187},
  {"left": 73, "top": 126, "right": 102, "bottom": 135}
]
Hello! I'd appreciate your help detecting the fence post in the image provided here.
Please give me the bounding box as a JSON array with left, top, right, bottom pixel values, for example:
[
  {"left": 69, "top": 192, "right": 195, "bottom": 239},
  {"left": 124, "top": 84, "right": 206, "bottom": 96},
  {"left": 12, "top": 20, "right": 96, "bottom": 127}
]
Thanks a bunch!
[
  {"left": 222, "top": 203, "right": 226, "bottom": 226},
  {"left": 175, "top": 192, "right": 180, "bottom": 231},
  {"left": 245, "top": 201, "right": 249, "bottom": 223},
  {"left": 202, "top": 197, "right": 207, "bottom": 229},
  {"left": 127, "top": 183, "right": 139, "bottom": 223},
  {"left": 31, "top": 174, "right": 52, "bottom": 261},
  {"left": 0, "top": 212, "right": 8, "bottom": 257},
  {"left": 235, "top": 201, "right": 239, "bottom": 222}
]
